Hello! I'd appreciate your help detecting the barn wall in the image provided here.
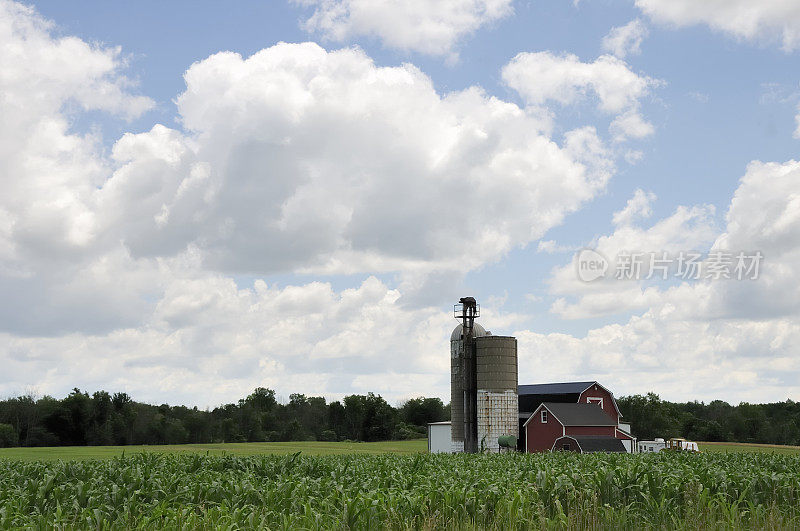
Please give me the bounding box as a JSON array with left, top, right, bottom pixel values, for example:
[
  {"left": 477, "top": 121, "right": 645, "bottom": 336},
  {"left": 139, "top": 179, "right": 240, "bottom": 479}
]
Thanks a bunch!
[
  {"left": 565, "top": 425, "right": 616, "bottom": 437},
  {"left": 578, "top": 384, "right": 619, "bottom": 420},
  {"left": 524, "top": 408, "right": 563, "bottom": 452},
  {"left": 615, "top": 428, "right": 633, "bottom": 440}
]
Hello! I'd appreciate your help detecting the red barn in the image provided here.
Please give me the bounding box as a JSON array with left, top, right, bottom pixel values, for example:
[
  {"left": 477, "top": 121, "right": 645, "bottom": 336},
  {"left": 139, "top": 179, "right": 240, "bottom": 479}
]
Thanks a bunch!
[
  {"left": 522, "top": 402, "right": 631, "bottom": 453},
  {"left": 517, "top": 381, "right": 635, "bottom": 452}
]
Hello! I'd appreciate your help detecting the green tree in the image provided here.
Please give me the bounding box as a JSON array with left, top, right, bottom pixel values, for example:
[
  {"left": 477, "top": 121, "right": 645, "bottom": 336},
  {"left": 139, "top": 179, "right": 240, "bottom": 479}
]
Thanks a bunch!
[
  {"left": 398, "top": 397, "right": 447, "bottom": 428},
  {"left": 0, "top": 423, "right": 18, "bottom": 448}
]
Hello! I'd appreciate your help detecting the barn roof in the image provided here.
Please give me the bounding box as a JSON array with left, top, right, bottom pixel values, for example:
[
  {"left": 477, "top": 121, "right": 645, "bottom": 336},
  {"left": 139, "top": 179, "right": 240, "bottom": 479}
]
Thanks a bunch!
[
  {"left": 518, "top": 381, "right": 596, "bottom": 395},
  {"left": 528, "top": 402, "right": 617, "bottom": 427},
  {"left": 568, "top": 436, "right": 627, "bottom": 453},
  {"left": 517, "top": 381, "right": 623, "bottom": 419}
]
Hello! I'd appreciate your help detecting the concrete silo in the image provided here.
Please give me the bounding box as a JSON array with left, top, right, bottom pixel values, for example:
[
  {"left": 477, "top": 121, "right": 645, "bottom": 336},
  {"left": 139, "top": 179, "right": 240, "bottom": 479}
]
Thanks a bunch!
[
  {"left": 475, "top": 335, "right": 518, "bottom": 452},
  {"left": 451, "top": 297, "right": 518, "bottom": 453},
  {"left": 450, "top": 322, "right": 487, "bottom": 453}
]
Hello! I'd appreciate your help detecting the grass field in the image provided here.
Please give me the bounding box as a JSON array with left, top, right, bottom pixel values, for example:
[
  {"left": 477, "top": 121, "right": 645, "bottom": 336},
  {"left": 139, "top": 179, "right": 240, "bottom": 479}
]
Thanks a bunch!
[
  {"left": 0, "top": 439, "right": 428, "bottom": 461},
  {"left": 1, "top": 439, "right": 798, "bottom": 461},
  {"left": 699, "top": 441, "right": 800, "bottom": 454}
]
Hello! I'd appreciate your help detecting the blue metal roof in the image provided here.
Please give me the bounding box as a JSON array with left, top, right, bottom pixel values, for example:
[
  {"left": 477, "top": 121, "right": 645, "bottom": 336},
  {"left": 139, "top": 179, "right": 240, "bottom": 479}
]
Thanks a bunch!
[{"left": 518, "top": 381, "right": 595, "bottom": 395}]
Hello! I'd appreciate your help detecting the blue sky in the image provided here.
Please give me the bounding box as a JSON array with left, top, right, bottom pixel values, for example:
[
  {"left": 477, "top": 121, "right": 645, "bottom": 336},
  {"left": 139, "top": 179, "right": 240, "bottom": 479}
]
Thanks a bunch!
[{"left": 3, "top": 0, "right": 800, "bottom": 406}]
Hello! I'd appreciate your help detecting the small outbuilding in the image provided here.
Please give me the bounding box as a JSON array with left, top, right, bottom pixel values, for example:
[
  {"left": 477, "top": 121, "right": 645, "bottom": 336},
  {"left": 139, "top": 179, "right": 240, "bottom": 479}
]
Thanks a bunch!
[{"left": 427, "top": 421, "right": 452, "bottom": 453}]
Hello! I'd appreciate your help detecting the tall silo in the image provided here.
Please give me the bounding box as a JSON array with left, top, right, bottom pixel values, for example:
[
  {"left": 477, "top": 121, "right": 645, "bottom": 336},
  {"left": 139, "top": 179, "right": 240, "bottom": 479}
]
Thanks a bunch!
[
  {"left": 450, "top": 322, "right": 487, "bottom": 453},
  {"left": 475, "top": 335, "right": 518, "bottom": 452}
]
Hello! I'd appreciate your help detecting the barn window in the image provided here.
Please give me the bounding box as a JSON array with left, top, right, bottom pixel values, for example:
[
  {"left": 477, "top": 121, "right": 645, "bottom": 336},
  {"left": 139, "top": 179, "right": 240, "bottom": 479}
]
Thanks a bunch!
[
  {"left": 541, "top": 410, "right": 548, "bottom": 423},
  {"left": 562, "top": 443, "right": 570, "bottom": 451},
  {"left": 587, "top": 397, "right": 603, "bottom": 408}
]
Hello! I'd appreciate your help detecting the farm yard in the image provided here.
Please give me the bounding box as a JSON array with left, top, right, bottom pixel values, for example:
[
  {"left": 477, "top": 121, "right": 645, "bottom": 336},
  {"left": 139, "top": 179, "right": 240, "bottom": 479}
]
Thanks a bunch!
[{"left": 2, "top": 446, "right": 800, "bottom": 529}]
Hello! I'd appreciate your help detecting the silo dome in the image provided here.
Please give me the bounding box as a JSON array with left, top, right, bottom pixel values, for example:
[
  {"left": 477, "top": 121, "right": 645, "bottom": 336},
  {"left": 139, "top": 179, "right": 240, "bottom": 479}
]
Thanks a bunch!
[{"left": 450, "top": 323, "right": 488, "bottom": 341}]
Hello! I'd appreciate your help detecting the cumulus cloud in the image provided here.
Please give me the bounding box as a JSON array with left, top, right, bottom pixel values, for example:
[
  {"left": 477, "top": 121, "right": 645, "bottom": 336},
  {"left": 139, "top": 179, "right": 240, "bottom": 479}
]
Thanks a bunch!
[
  {"left": 0, "top": 2, "right": 617, "bottom": 405},
  {"left": 527, "top": 159, "right": 800, "bottom": 402},
  {"left": 502, "top": 51, "right": 658, "bottom": 142},
  {"left": 517, "top": 313, "right": 800, "bottom": 404},
  {"left": 98, "top": 43, "right": 612, "bottom": 285},
  {"left": 502, "top": 52, "right": 654, "bottom": 113},
  {"left": 0, "top": 0, "right": 155, "bottom": 334},
  {"left": 294, "top": 0, "right": 514, "bottom": 58},
  {"left": 602, "top": 19, "right": 648, "bottom": 59},
  {"left": 548, "top": 193, "right": 717, "bottom": 319},
  {"left": 0, "top": 274, "right": 446, "bottom": 406},
  {"left": 635, "top": 0, "right": 800, "bottom": 51},
  {"left": 612, "top": 188, "right": 656, "bottom": 226},
  {"left": 609, "top": 109, "right": 655, "bottom": 142}
]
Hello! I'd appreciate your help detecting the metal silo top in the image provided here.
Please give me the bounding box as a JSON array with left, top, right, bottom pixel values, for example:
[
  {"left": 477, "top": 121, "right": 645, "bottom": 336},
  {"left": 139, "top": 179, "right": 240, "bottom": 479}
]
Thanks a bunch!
[{"left": 450, "top": 323, "right": 488, "bottom": 341}]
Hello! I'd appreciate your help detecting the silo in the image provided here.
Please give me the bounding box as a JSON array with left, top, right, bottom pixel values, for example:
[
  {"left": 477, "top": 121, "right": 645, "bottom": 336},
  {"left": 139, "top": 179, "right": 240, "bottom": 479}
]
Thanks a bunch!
[
  {"left": 450, "top": 322, "right": 486, "bottom": 453},
  {"left": 475, "top": 335, "right": 518, "bottom": 452}
]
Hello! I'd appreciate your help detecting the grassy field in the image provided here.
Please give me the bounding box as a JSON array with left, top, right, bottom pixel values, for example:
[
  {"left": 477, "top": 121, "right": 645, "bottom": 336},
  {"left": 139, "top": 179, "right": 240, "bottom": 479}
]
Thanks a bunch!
[
  {"left": 0, "top": 439, "right": 428, "bottom": 461},
  {"left": 698, "top": 441, "right": 800, "bottom": 454},
  {"left": 2, "top": 439, "right": 799, "bottom": 461},
  {"left": 1, "top": 439, "right": 798, "bottom": 461}
]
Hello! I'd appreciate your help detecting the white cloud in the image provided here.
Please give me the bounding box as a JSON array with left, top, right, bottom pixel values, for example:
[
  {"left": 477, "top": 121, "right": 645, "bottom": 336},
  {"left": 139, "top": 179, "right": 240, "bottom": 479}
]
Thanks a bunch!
[
  {"left": 502, "top": 52, "right": 656, "bottom": 113},
  {"left": 0, "top": 1, "right": 153, "bottom": 120},
  {"left": 517, "top": 313, "right": 800, "bottom": 404},
  {"left": 98, "top": 43, "right": 612, "bottom": 285},
  {"left": 0, "top": 0, "right": 151, "bottom": 274},
  {"left": 528, "top": 159, "right": 800, "bottom": 402},
  {"left": 548, "top": 189, "right": 717, "bottom": 319},
  {"left": 0, "top": 0, "right": 155, "bottom": 334},
  {"left": 537, "top": 240, "right": 578, "bottom": 254},
  {"left": 502, "top": 51, "right": 658, "bottom": 143},
  {"left": 602, "top": 19, "right": 648, "bottom": 59},
  {"left": 612, "top": 188, "right": 656, "bottom": 226},
  {"left": 0, "top": 274, "right": 448, "bottom": 406},
  {"left": 0, "top": 2, "right": 616, "bottom": 405},
  {"left": 609, "top": 109, "right": 655, "bottom": 142},
  {"left": 794, "top": 108, "right": 800, "bottom": 139},
  {"left": 636, "top": 0, "right": 800, "bottom": 51},
  {"left": 294, "top": 0, "right": 513, "bottom": 58}
]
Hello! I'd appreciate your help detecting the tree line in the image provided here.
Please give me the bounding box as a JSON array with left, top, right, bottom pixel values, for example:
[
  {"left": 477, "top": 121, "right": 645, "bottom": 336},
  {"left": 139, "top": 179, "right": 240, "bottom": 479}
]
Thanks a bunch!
[
  {"left": 2, "top": 389, "right": 798, "bottom": 448},
  {"left": 0, "top": 388, "right": 448, "bottom": 448},
  {"left": 618, "top": 393, "right": 800, "bottom": 445}
]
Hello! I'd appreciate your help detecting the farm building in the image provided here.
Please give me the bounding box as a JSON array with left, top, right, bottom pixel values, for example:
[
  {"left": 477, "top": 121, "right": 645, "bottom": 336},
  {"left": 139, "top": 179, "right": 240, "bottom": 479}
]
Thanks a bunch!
[
  {"left": 518, "top": 381, "right": 635, "bottom": 452},
  {"left": 522, "top": 402, "right": 632, "bottom": 453},
  {"left": 427, "top": 421, "right": 451, "bottom": 453}
]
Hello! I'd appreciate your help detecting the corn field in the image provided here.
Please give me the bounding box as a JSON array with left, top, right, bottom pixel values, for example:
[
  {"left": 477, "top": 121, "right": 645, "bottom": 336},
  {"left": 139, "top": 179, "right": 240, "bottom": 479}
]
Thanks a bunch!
[{"left": 1, "top": 451, "right": 799, "bottom": 529}]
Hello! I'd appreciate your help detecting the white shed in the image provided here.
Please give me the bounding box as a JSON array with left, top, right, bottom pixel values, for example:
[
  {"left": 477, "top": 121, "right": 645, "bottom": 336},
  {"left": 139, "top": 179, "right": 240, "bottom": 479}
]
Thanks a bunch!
[{"left": 427, "top": 421, "right": 452, "bottom": 453}]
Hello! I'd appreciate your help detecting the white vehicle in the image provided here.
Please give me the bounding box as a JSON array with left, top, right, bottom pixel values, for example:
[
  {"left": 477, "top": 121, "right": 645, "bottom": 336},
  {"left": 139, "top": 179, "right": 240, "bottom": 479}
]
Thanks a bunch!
[{"left": 637, "top": 438, "right": 666, "bottom": 453}]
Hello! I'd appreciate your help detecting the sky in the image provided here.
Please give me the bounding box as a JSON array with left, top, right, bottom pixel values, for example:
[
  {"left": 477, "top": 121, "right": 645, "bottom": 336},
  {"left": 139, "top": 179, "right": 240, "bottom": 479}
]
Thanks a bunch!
[{"left": 2, "top": 0, "right": 800, "bottom": 408}]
